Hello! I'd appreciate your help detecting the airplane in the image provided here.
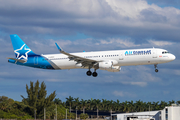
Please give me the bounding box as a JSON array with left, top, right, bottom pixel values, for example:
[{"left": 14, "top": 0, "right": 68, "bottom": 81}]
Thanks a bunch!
[{"left": 8, "top": 34, "right": 176, "bottom": 77}]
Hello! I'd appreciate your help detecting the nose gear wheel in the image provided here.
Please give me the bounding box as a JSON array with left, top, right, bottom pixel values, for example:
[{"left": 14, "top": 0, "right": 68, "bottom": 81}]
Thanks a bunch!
[{"left": 154, "top": 64, "right": 158, "bottom": 73}]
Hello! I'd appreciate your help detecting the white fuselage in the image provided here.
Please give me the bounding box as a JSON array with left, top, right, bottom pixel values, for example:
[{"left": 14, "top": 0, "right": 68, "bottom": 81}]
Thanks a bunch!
[{"left": 42, "top": 48, "right": 175, "bottom": 70}]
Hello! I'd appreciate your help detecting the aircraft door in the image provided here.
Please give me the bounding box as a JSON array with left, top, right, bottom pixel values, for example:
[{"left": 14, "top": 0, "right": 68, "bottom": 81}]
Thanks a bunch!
[
  {"left": 119, "top": 52, "right": 124, "bottom": 60},
  {"left": 152, "top": 49, "right": 157, "bottom": 58},
  {"left": 34, "top": 56, "right": 38, "bottom": 65}
]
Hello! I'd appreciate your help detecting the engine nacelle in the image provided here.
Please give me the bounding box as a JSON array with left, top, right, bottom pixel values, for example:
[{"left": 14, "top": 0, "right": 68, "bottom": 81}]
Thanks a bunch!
[
  {"left": 98, "top": 60, "right": 121, "bottom": 72},
  {"left": 75, "top": 63, "right": 84, "bottom": 68}
]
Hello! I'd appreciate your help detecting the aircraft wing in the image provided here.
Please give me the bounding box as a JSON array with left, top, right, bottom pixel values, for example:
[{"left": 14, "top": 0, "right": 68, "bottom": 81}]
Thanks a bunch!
[{"left": 55, "top": 43, "right": 102, "bottom": 68}]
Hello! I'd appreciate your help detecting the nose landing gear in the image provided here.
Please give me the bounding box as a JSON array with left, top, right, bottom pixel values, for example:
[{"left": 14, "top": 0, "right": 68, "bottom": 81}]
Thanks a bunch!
[
  {"left": 155, "top": 69, "right": 158, "bottom": 72},
  {"left": 154, "top": 64, "right": 158, "bottom": 73}
]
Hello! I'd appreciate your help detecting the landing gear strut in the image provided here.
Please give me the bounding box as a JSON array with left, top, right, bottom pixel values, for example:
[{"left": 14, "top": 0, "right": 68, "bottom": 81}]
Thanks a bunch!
[{"left": 154, "top": 64, "right": 158, "bottom": 73}]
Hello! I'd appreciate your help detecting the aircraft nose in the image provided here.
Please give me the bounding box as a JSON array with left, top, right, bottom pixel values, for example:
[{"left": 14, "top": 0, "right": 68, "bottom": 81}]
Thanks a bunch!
[{"left": 171, "top": 54, "right": 176, "bottom": 60}]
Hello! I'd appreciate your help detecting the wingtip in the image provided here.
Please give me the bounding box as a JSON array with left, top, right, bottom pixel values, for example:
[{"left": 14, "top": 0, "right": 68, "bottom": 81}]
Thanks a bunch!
[{"left": 55, "top": 43, "right": 63, "bottom": 51}]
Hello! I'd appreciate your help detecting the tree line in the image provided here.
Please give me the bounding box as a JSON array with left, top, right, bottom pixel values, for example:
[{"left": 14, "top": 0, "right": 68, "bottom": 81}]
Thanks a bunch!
[
  {"left": 0, "top": 80, "right": 180, "bottom": 119},
  {"left": 57, "top": 96, "right": 180, "bottom": 113}
]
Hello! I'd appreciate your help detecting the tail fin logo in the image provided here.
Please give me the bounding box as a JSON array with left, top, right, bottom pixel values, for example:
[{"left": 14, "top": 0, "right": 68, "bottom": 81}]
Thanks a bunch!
[{"left": 14, "top": 44, "right": 31, "bottom": 60}]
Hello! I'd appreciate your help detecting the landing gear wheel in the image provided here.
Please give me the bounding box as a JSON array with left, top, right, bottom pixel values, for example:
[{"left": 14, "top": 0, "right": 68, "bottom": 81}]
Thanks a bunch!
[
  {"left": 86, "top": 71, "right": 92, "bottom": 76},
  {"left": 92, "top": 72, "right": 98, "bottom": 77},
  {"left": 154, "top": 64, "right": 158, "bottom": 73}
]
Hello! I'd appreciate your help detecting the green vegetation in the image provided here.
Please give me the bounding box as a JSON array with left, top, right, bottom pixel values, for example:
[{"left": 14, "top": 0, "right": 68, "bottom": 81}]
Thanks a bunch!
[
  {"left": 64, "top": 97, "right": 177, "bottom": 113},
  {"left": 21, "top": 80, "right": 56, "bottom": 118},
  {"left": 0, "top": 96, "right": 33, "bottom": 119},
  {"left": 0, "top": 80, "right": 74, "bottom": 119},
  {"left": 80, "top": 113, "right": 89, "bottom": 119},
  {"left": 0, "top": 80, "right": 179, "bottom": 119}
]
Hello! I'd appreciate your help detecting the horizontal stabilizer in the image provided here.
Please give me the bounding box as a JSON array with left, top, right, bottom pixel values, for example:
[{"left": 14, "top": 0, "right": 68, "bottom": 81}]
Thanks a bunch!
[{"left": 7, "top": 58, "right": 27, "bottom": 63}]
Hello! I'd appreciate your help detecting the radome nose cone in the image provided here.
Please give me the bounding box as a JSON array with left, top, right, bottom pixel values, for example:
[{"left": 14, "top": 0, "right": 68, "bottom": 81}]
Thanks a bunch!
[
  {"left": 171, "top": 54, "right": 176, "bottom": 60},
  {"left": 173, "top": 55, "right": 176, "bottom": 60}
]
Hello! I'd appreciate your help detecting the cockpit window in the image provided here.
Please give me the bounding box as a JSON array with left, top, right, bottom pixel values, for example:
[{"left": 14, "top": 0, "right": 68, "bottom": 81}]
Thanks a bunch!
[{"left": 162, "top": 51, "right": 169, "bottom": 54}]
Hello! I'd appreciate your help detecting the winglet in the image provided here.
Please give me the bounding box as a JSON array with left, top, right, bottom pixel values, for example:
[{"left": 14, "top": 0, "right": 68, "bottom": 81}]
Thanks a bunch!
[{"left": 55, "top": 43, "right": 63, "bottom": 52}]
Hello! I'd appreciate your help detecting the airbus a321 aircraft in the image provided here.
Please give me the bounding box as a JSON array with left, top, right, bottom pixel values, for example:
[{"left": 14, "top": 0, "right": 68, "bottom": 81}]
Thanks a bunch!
[{"left": 8, "top": 34, "right": 176, "bottom": 77}]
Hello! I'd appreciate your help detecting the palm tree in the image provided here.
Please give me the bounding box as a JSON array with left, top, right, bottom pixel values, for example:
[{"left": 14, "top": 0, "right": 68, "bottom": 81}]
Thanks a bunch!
[
  {"left": 73, "top": 97, "right": 80, "bottom": 110},
  {"left": 122, "top": 101, "right": 129, "bottom": 113},
  {"left": 128, "top": 100, "right": 134, "bottom": 112},
  {"left": 146, "top": 102, "right": 152, "bottom": 111},
  {"left": 80, "top": 99, "right": 87, "bottom": 114},
  {"left": 159, "top": 101, "right": 168, "bottom": 110},
  {"left": 102, "top": 99, "right": 108, "bottom": 111},
  {"left": 87, "top": 98, "right": 95, "bottom": 111},
  {"left": 94, "top": 99, "right": 101, "bottom": 118},
  {"left": 66, "top": 96, "right": 74, "bottom": 114},
  {"left": 54, "top": 98, "right": 62, "bottom": 105},
  {"left": 151, "top": 101, "right": 159, "bottom": 111},
  {"left": 108, "top": 100, "right": 114, "bottom": 111},
  {"left": 168, "top": 100, "right": 175, "bottom": 106},
  {"left": 135, "top": 100, "right": 144, "bottom": 112}
]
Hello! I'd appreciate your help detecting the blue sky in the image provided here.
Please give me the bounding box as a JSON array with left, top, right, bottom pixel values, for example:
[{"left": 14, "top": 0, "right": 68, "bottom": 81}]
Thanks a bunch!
[{"left": 0, "top": 0, "right": 180, "bottom": 103}]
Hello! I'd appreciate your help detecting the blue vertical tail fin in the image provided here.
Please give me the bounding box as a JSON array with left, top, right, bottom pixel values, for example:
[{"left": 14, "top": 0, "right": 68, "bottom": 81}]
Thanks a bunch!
[{"left": 10, "top": 34, "right": 36, "bottom": 60}]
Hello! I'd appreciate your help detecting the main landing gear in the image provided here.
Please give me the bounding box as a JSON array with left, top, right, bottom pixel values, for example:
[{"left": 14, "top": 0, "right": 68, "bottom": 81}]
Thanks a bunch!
[
  {"left": 154, "top": 64, "right": 158, "bottom": 73},
  {"left": 86, "top": 69, "right": 98, "bottom": 77},
  {"left": 86, "top": 70, "right": 92, "bottom": 76}
]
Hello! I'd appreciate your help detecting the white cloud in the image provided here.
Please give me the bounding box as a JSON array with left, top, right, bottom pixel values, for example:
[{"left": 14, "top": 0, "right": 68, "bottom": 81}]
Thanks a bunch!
[
  {"left": 0, "top": 72, "right": 10, "bottom": 76},
  {"left": 128, "top": 66, "right": 161, "bottom": 82},
  {"left": 148, "top": 40, "right": 174, "bottom": 46},
  {"left": 55, "top": 40, "right": 72, "bottom": 47},
  {"left": 100, "top": 38, "right": 140, "bottom": 48},
  {"left": 113, "top": 91, "right": 137, "bottom": 97},
  {"left": 174, "top": 70, "right": 180, "bottom": 75},
  {"left": 106, "top": 0, "right": 149, "bottom": 19},
  {"left": 0, "top": 0, "right": 180, "bottom": 38},
  {"left": 121, "top": 81, "right": 147, "bottom": 87},
  {"left": 57, "top": 92, "right": 69, "bottom": 98},
  {"left": 140, "top": 72, "right": 161, "bottom": 82},
  {"left": 113, "top": 91, "right": 124, "bottom": 97},
  {"left": 46, "top": 79, "right": 65, "bottom": 82}
]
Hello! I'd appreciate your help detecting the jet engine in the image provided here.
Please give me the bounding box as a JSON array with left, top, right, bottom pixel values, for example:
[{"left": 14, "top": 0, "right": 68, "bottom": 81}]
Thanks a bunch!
[{"left": 98, "top": 60, "right": 121, "bottom": 72}]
